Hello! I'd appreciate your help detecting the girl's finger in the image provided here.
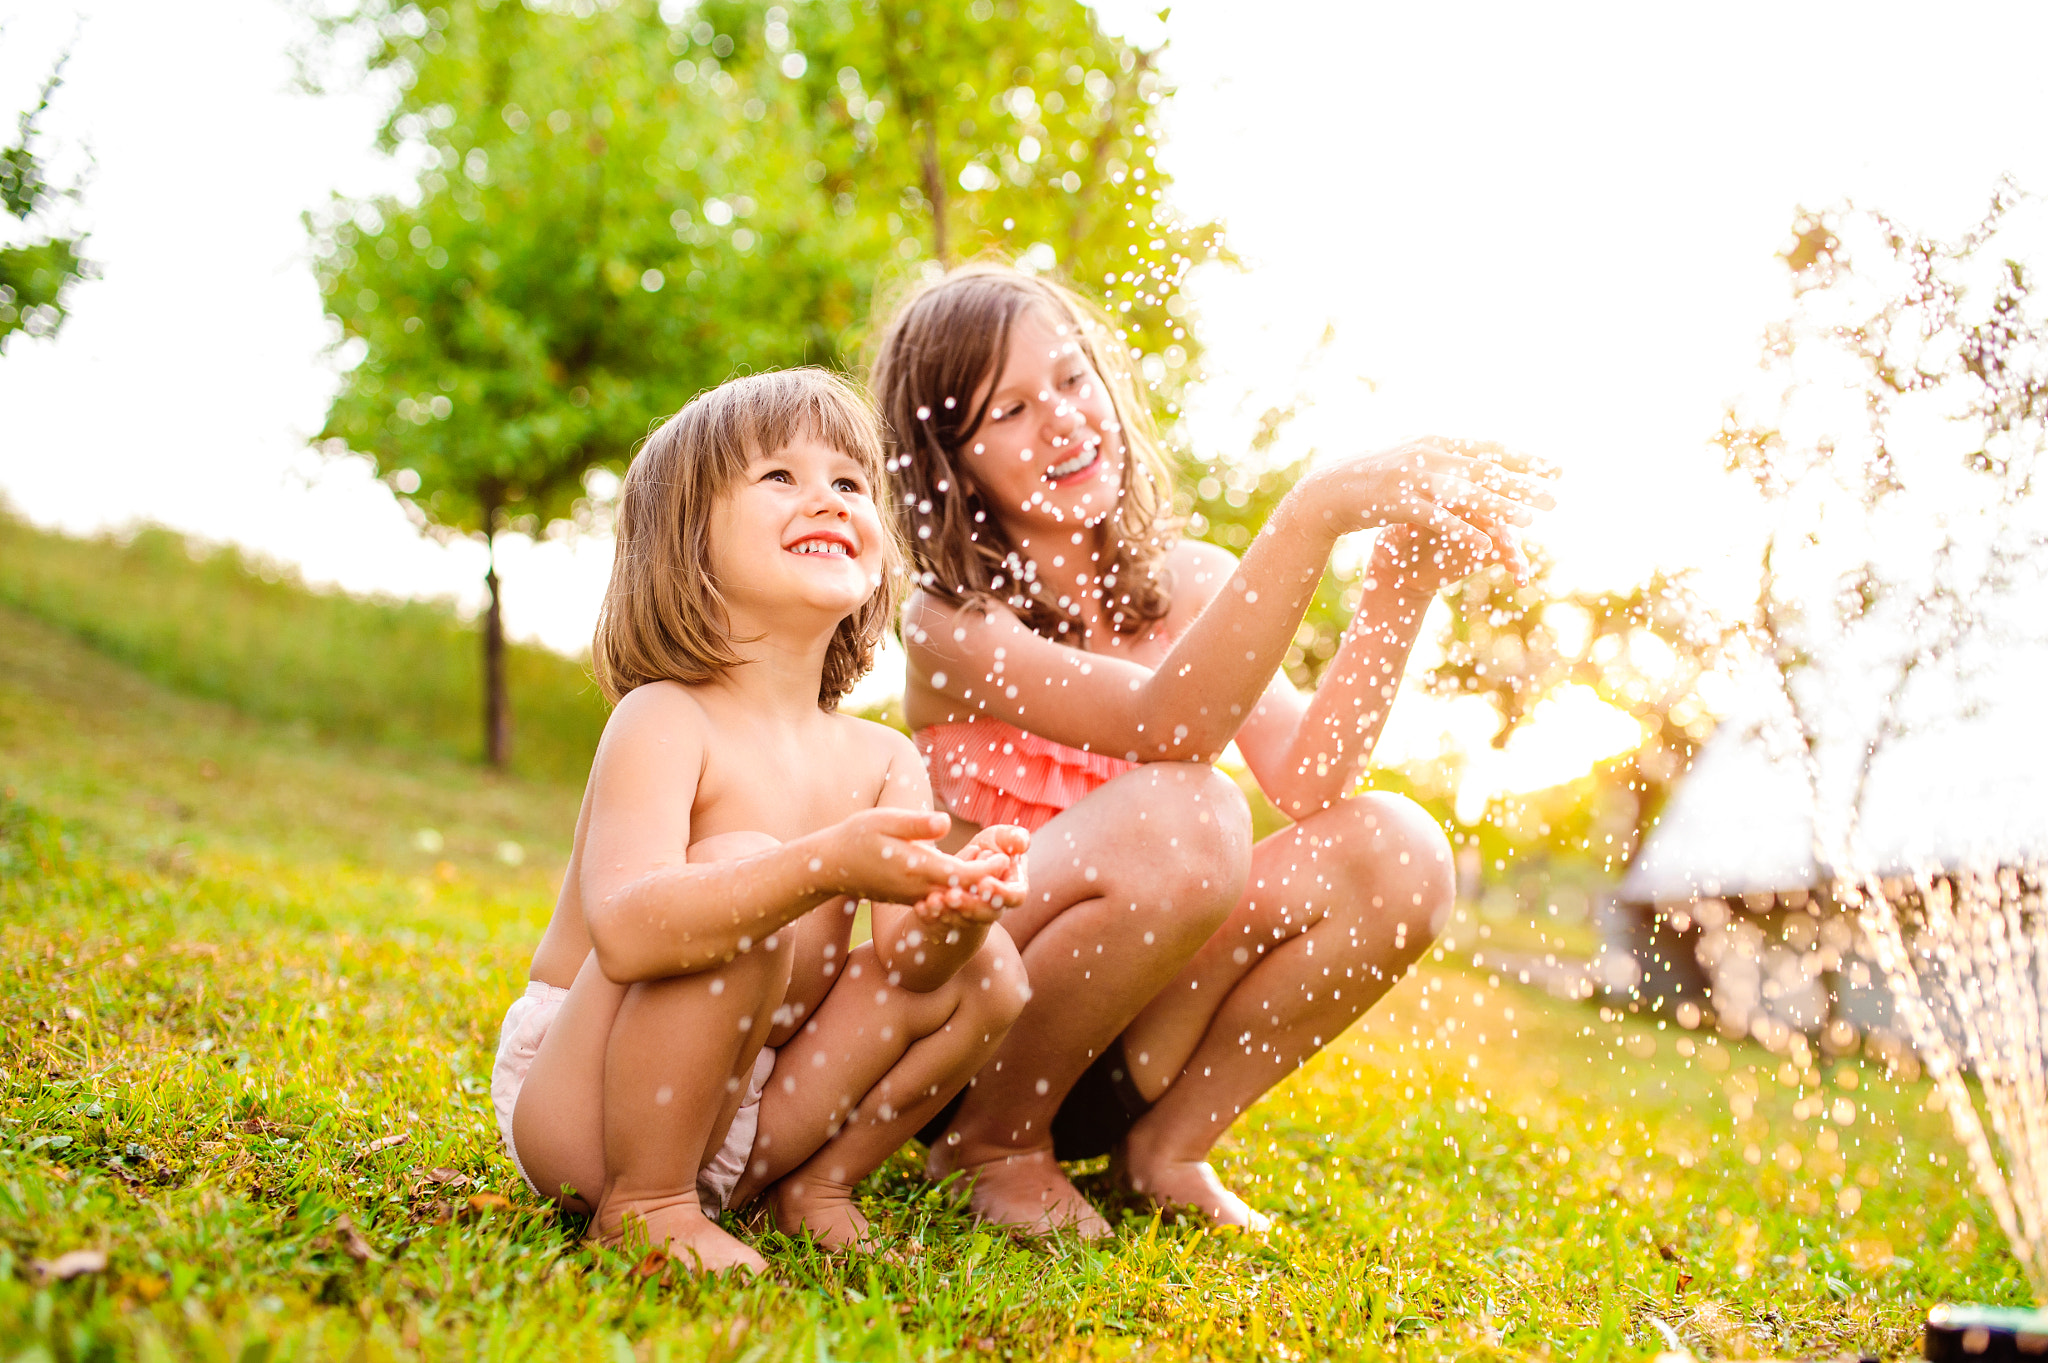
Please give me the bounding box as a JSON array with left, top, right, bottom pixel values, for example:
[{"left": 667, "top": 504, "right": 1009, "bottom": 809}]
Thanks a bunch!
[
  {"left": 983, "top": 825, "right": 1031, "bottom": 855},
  {"left": 1406, "top": 500, "right": 1494, "bottom": 550},
  {"left": 1444, "top": 440, "right": 1559, "bottom": 480},
  {"left": 1455, "top": 461, "right": 1558, "bottom": 508},
  {"left": 1435, "top": 478, "right": 1535, "bottom": 527},
  {"left": 864, "top": 807, "right": 953, "bottom": 842}
]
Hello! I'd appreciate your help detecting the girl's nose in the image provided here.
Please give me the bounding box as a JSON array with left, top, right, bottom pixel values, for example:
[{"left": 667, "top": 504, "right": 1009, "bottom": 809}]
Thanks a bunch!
[
  {"left": 1046, "top": 399, "right": 1082, "bottom": 443},
  {"left": 805, "top": 481, "right": 852, "bottom": 518}
]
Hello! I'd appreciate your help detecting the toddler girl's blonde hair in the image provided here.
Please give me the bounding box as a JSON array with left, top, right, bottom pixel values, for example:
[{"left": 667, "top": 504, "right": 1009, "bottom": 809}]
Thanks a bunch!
[
  {"left": 593, "top": 368, "right": 903, "bottom": 708},
  {"left": 870, "top": 262, "right": 1179, "bottom": 641}
]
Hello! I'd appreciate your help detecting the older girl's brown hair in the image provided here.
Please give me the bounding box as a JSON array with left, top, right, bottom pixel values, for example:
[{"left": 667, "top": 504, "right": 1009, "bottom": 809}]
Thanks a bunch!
[
  {"left": 870, "top": 262, "right": 1178, "bottom": 641},
  {"left": 593, "top": 368, "right": 902, "bottom": 708}
]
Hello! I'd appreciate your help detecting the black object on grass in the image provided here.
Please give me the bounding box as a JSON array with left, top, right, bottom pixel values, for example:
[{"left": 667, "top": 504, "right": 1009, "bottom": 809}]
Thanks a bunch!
[{"left": 1924, "top": 1305, "right": 2048, "bottom": 1360}]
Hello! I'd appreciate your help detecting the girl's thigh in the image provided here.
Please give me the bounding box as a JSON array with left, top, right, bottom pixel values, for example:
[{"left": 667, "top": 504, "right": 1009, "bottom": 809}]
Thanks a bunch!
[
  {"left": 510, "top": 951, "right": 626, "bottom": 1211},
  {"left": 1005, "top": 761, "right": 1252, "bottom": 951}
]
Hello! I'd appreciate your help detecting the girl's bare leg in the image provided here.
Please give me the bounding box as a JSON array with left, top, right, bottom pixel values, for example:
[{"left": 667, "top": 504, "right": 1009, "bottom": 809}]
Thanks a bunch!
[
  {"left": 512, "top": 833, "right": 792, "bottom": 1275},
  {"left": 926, "top": 763, "right": 1254, "bottom": 1237},
  {"left": 1112, "top": 792, "right": 1454, "bottom": 1226},
  {"left": 732, "top": 931, "right": 1028, "bottom": 1249}
]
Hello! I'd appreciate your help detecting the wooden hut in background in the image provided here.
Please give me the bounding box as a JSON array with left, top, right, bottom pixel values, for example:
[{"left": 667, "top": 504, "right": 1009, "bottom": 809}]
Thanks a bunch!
[{"left": 1607, "top": 663, "right": 2048, "bottom": 1044}]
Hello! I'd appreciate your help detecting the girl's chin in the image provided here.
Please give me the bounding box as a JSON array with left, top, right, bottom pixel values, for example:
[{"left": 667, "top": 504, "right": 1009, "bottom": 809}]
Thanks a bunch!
[{"left": 1028, "top": 499, "right": 1115, "bottom": 530}]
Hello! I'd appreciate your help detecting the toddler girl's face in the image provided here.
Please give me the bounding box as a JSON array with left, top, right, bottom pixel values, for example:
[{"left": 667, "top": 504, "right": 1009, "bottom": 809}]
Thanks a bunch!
[
  {"left": 707, "top": 436, "right": 887, "bottom": 623},
  {"left": 963, "top": 309, "right": 1126, "bottom": 535}
]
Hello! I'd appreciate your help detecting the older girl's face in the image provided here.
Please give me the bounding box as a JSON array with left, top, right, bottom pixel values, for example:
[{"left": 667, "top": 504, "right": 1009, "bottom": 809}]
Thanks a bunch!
[
  {"left": 961, "top": 309, "right": 1125, "bottom": 537},
  {"left": 706, "top": 436, "right": 887, "bottom": 625}
]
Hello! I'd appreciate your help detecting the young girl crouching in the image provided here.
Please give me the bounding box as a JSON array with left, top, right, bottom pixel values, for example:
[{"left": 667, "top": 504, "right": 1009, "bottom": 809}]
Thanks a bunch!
[
  {"left": 490, "top": 369, "right": 1032, "bottom": 1274},
  {"left": 873, "top": 265, "right": 1555, "bottom": 1235}
]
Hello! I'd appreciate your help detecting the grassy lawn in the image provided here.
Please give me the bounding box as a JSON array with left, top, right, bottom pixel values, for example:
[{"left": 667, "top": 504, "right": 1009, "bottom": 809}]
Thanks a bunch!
[{"left": 0, "top": 590, "right": 2029, "bottom": 1361}]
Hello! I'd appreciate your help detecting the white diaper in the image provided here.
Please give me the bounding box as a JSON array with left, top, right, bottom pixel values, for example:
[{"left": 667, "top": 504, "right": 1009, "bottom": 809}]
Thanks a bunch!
[
  {"left": 696, "top": 1045, "right": 777, "bottom": 1214},
  {"left": 490, "top": 980, "right": 777, "bottom": 1214}
]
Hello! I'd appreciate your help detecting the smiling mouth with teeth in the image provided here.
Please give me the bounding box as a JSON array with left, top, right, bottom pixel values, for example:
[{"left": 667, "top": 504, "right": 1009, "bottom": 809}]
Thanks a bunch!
[
  {"left": 1045, "top": 442, "right": 1101, "bottom": 483},
  {"left": 789, "top": 539, "right": 852, "bottom": 556}
]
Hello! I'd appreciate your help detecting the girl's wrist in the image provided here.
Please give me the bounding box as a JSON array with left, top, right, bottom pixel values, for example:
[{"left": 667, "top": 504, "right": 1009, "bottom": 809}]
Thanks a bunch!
[
  {"left": 788, "top": 826, "right": 844, "bottom": 898},
  {"left": 1271, "top": 474, "right": 1343, "bottom": 550},
  {"left": 1364, "top": 538, "right": 1442, "bottom": 602}
]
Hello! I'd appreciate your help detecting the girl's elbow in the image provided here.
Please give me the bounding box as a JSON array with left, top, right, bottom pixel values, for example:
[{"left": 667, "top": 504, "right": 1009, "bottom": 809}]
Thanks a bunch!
[
  {"left": 586, "top": 936, "right": 642, "bottom": 984},
  {"left": 1267, "top": 780, "right": 1337, "bottom": 823},
  {"left": 584, "top": 915, "right": 662, "bottom": 984},
  {"left": 1134, "top": 720, "right": 1233, "bottom": 765}
]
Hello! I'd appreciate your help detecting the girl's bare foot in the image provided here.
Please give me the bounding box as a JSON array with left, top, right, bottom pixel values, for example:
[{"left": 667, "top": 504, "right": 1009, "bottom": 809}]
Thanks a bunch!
[
  {"left": 929, "top": 1143, "right": 1111, "bottom": 1239},
  {"left": 592, "top": 1192, "right": 767, "bottom": 1276},
  {"left": 769, "top": 1174, "right": 879, "bottom": 1253},
  {"left": 1110, "top": 1148, "right": 1273, "bottom": 1233}
]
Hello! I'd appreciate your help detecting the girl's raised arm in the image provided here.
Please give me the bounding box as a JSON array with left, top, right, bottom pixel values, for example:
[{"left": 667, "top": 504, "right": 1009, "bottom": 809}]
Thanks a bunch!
[
  {"left": 907, "top": 438, "right": 1553, "bottom": 765},
  {"left": 1231, "top": 525, "right": 1486, "bottom": 817},
  {"left": 578, "top": 686, "right": 975, "bottom": 982}
]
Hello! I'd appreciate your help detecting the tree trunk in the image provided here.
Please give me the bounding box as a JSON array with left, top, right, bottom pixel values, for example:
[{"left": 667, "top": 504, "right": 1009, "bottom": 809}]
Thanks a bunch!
[{"left": 482, "top": 512, "right": 510, "bottom": 770}]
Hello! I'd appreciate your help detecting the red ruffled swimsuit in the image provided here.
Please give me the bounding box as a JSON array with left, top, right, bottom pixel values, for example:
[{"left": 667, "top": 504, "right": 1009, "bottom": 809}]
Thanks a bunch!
[{"left": 914, "top": 718, "right": 1134, "bottom": 831}]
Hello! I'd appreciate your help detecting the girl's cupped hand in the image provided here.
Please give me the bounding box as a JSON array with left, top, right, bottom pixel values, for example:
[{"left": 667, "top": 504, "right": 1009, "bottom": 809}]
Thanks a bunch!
[
  {"left": 1291, "top": 437, "right": 1557, "bottom": 582},
  {"left": 913, "top": 824, "right": 1030, "bottom": 925},
  {"left": 807, "top": 807, "right": 994, "bottom": 907}
]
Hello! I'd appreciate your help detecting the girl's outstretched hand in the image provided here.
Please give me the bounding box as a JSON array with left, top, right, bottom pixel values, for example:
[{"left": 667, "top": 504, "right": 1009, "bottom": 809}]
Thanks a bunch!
[
  {"left": 1373, "top": 521, "right": 1527, "bottom": 594},
  {"left": 808, "top": 807, "right": 987, "bottom": 907},
  {"left": 1291, "top": 437, "right": 1556, "bottom": 581},
  {"left": 914, "top": 824, "right": 1030, "bottom": 925}
]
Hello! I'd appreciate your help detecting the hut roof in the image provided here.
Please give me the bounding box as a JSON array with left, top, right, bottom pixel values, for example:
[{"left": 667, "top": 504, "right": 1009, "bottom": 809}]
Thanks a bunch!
[{"left": 1618, "top": 659, "right": 2048, "bottom": 904}]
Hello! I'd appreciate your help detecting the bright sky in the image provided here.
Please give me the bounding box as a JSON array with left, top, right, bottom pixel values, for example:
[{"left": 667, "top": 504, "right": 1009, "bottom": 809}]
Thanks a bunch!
[{"left": 4, "top": 0, "right": 2046, "bottom": 792}]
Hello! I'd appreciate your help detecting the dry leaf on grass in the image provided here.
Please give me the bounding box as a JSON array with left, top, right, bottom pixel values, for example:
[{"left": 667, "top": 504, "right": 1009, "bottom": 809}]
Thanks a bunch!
[
  {"left": 331, "top": 1215, "right": 376, "bottom": 1263},
  {"left": 353, "top": 1132, "right": 409, "bottom": 1161},
  {"left": 29, "top": 1249, "right": 107, "bottom": 1284},
  {"left": 465, "top": 1192, "right": 510, "bottom": 1215},
  {"left": 425, "top": 1167, "right": 467, "bottom": 1187},
  {"left": 237, "top": 1116, "right": 298, "bottom": 1136},
  {"left": 631, "top": 1247, "right": 669, "bottom": 1281}
]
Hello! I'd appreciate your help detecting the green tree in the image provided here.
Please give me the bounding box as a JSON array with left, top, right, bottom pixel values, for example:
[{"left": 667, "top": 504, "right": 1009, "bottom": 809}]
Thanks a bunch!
[
  {"left": 1, "top": 56, "right": 92, "bottom": 356},
  {"left": 312, "top": 0, "right": 1221, "bottom": 765},
  {"left": 770, "top": 0, "right": 1219, "bottom": 370}
]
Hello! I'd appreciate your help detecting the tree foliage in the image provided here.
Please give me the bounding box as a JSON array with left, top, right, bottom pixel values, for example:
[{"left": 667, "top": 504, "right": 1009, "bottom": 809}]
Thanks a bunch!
[
  {"left": 310, "top": 0, "right": 1226, "bottom": 763},
  {"left": 1426, "top": 553, "right": 1739, "bottom": 858},
  {"left": 0, "top": 56, "right": 92, "bottom": 356}
]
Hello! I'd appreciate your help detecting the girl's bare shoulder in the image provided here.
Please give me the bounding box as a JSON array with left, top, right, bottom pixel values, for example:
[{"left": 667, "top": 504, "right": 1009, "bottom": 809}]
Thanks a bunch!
[
  {"left": 902, "top": 585, "right": 1017, "bottom": 657},
  {"left": 1162, "top": 537, "right": 1241, "bottom": 613},
  {"left": 604, "top": 679, "right": 712, "bottom": 736},
  {"left": 823, "top": 710, "right": 931, "bottom": 804},
  {"left": 825, "top": 708, "right": 923, "bottom": 766},
  {"left": 594, "top": 681, "right": 715, "bottom": 774},
  {"left": 903, "top": 582, "right": 982, "bottom": 633}
]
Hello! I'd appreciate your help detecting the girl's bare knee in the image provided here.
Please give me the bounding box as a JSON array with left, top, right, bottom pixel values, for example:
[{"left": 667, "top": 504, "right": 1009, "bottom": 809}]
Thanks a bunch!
[
  {"left": 1141, "top": 762, "right": 1253, "bottom": 910},
  {"left": 1317, "top": 792, "right": 1455, "bottom": 941},
  {"left": 961, "top": 926, "right": 1029, "bottom": 1028}
]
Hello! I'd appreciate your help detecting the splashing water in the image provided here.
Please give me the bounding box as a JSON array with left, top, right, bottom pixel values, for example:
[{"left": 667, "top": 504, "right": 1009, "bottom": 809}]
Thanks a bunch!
[{"left": 1851, "top": 863, "right": 2048, "bottom": 1297}]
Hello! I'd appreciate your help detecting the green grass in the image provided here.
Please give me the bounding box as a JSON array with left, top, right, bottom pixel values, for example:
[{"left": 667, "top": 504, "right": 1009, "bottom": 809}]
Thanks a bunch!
[
  {"left": 0, "top": 595, "right": 2032, "bottom": 1361},
  {"left": 0, "top": 509, "right": 609, "bottom": 785}
]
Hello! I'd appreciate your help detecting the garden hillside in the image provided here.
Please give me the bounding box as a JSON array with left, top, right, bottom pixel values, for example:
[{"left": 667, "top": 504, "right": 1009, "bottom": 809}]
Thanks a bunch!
[
  {"left": 0, "top": 509, "right": 609, "bottom": 786},
  {"left": 0, "top": 527, "right": 2031, "bottom": 1360}
]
